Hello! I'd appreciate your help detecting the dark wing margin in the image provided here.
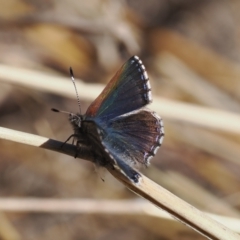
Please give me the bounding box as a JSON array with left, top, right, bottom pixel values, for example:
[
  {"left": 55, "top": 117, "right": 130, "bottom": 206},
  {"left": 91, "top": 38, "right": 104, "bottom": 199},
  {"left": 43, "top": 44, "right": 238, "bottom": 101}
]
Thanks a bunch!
[{"left": 86, "top": 56, "right": 152, "bottom": 120}]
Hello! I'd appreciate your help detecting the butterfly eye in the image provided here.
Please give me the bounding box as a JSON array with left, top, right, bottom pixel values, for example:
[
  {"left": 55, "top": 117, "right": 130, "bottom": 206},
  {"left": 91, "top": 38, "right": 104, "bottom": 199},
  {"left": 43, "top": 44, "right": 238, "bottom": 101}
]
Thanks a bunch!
[{"left": 69, "top": 114, "right": 82, "bottom": 127}]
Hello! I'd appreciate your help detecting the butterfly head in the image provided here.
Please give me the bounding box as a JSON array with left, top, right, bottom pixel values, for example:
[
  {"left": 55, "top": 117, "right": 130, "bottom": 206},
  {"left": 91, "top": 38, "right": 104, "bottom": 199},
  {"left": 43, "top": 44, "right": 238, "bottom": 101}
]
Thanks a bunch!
[{"left": 69, "top": 113, "right": 83, "bottom": 128}]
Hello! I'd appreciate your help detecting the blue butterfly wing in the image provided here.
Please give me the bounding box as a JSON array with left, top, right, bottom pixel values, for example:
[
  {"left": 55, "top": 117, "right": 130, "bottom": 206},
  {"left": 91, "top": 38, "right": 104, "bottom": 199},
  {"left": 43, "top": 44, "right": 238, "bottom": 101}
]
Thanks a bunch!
[
  {"left": 86, "top": 56, "right": 151, "bottom": 121},
  {"left": 84, "top": 56, "right": 164, "bottom": 182},
  {"left": 99, "top": 110, "right": 164, "bottom": 178}
]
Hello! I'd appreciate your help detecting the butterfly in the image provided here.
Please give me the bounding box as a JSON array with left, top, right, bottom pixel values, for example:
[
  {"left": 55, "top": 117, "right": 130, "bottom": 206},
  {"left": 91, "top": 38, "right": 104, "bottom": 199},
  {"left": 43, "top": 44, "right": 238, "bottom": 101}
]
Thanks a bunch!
[{"left": 53, "top": 56, "right": 164, "bottom": 183}]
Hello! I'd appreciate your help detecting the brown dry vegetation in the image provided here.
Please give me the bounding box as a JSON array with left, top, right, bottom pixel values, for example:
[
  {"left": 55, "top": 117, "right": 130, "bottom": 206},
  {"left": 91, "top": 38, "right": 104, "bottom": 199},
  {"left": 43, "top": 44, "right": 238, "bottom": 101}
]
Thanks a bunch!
[{"left": 0, "top": 0, "right": 240, "bottom": 239}]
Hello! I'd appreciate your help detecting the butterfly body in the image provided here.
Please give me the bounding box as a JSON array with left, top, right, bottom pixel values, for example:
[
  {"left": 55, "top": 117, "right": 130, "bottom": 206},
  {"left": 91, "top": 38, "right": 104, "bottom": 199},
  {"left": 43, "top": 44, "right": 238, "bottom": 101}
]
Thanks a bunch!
[
  {"left": 69, "top": 114, "right": 106, "bottom": 165},
  {"left": 69, "top": 56, "right": 164, "bottom": 183}
]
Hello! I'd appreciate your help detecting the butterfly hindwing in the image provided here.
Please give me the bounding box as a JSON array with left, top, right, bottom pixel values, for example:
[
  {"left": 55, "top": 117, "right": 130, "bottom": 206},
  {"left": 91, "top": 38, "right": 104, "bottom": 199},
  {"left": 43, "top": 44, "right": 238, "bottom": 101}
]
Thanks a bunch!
[{"left": 98, "top": 110, "right": 164, "bottom": 174}]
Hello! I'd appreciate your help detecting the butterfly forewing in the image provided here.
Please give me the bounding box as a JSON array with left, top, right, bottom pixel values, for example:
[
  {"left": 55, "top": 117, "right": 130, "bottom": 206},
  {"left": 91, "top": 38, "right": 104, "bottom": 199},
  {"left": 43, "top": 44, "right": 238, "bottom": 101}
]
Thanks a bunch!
[{"left": 86, "top": 56, "right": 151, "bottom": 120}]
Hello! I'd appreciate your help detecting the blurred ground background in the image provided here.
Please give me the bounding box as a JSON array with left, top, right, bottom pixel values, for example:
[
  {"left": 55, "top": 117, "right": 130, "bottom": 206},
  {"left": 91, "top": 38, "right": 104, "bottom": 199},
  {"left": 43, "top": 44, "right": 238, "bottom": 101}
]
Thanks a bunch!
[{"left": 0, "top": 0, "right": 240, "bottom": 239}]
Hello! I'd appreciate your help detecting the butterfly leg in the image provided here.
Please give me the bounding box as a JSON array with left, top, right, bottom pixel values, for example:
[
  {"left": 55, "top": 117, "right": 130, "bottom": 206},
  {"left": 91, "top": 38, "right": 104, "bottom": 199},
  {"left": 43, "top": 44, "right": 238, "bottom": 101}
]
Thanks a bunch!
[
  {"left": 61, "top": 134, "right": 92, "bottom": 159},
  {"left": 61, "top": 134, "right": 79, "bottom": 148}
]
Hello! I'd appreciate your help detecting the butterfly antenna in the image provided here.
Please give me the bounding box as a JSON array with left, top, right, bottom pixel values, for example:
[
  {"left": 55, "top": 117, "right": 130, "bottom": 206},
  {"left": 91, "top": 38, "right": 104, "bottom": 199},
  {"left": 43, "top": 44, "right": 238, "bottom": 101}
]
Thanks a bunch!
[
  {"left": 70, "top": 67, "right": 81, "bottom": 115},
  {"left": 51, "top": 108, "right": 71, "bottom": 114}
]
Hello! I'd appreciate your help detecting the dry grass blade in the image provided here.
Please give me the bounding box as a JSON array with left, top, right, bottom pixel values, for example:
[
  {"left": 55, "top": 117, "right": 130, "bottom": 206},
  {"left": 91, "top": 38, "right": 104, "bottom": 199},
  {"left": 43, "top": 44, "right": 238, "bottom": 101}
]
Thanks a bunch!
[
  {"left": 155, "top": 169, "right": 240, "bottom": 218},
  {"left": 0, "top": 212, "right": 21, "bottom": 240},
  {"left": 0, "top": 127, "right": 239, "bottom": 240},
  {"left": 153, "top": 98, "right": 240, "bottom": 134},
  {"left": 107, "top": 165, "right": 240, "bottom": 240},
  {"left": 0, "top": 64, "right": 103, "bottom": 102},
  {"left": 151, "top": 29, "right": 240, "bottom": 101},
  {"left": 1, "top": 64, "right": 240, "bottom": 135},
  {"left": 0, "top": 127, "right": 94, "bottom": 162},
  {"left": 170, "top": 124, "right": 240, "bottom": 166},
  {"left": 156, "top": 53, "right": 240, "bottom": 111},
  {"left": 0, "top": 198, "right": 239, "bottom": 232}
]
